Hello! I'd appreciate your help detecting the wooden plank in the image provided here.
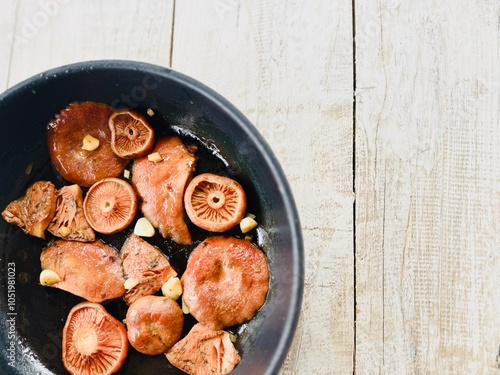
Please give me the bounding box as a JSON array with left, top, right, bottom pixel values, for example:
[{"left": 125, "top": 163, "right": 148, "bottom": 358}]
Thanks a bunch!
[
  {"left": 0, "top": 1, "right": 20, "bottom": 91},
  {"left": 355, "top": 0, "right": 500, "bottom": 373},
  {"left": 173, "top": 1, "right": 355, "bottom": 373},
  {"left": 5, "top": 0, "right": 174, "bottom": 88}
]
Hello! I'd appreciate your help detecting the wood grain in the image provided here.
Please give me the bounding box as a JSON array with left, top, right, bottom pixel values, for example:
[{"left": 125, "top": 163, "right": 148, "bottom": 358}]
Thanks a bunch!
[
  {"left": 173, "top": 1, "right": 355, "bottom": 373},
  {"left": 3, "top": 0, "right": 173, "bottom": 88},
  {"left": 0, "top": 1, "right": 19, "bottom": 91},
  {"left": 2, "top": 0, "right": 500, "bottom": 373},
  {"left": 355, "top": 1, "right": 500, "bottom": 373}
]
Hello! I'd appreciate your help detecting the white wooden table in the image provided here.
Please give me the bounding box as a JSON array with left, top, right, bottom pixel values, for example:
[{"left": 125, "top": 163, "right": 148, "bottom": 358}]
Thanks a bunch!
[{"left": 2, "top": 1, "right": 500, "bottom": 374}]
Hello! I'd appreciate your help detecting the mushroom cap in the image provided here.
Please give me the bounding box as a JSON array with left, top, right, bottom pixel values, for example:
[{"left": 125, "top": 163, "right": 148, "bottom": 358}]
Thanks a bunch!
[
  {"left": 120, "top": 233, "right": 177, "bottom": 305},
  {"left": 109, "top": 109, "right": 155, "bottom": 159},
  {"left": 166, "top": 323, "right": 241, "bottom": 375},
  {"left": 47, "top": 101, "right": 129, "bottom": 187},
  {"left": 131, "top": 136, "right": 197, "bottom": 244},
  {"left": 62, "top": 302, "right": 128, "bottom": 375},
  {"left": 40, "top": 239, "right": 126, "bottom": 303},
  {"left": 48, "top": 184, "right": 95, "bottom": 242},
  {"left": 126, "top": 295, "right": 184, "bottom": 355},
  {"left": 181, "top": 236, "right": 269, "bottom": 330},
  {"left": 83, "top": 177, "right": 138, "bottom": 234},
  {"left": 183, "top": 173, "right": 247, "bottom": 232},
  {"left": 1, "top": 180, "right": 56, "bottom": 239}
]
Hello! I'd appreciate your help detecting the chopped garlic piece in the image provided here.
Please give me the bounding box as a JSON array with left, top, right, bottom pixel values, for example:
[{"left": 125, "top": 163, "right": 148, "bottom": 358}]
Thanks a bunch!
[
  {"left": 148, "top": 152, "right": 162, "bottom": 162},
  {"left": 124, "top": 278, "right": 139, "bottom": 291},
  {"left": 182, "top": 298, "right": 190, "bottom": 314},
  {"left": 147, "top": 108, "right": 155, "bottom": 117},
  {"left": 240, "top": 216, "right": 258, "bottom": 233},
  {"left": 227, "top": 331, "right": 237, "bottom": 343},
  {"left": 58, "top": 226, "right": 71, "bottom": 237},
  {"left": 82, "top": 134, "right": 100, "bottom": 151},
  {"left": 162, "top": 277, "right": 183, "bottom": 300},
  {"left": 40, "top": 269, "right": 61, "bottom": 286},
  {"left": 134, "top": 217, "right": 155, "bottom": 237},
  {"left": 123, "top": 169, "right": 131, "bottom": 179}
]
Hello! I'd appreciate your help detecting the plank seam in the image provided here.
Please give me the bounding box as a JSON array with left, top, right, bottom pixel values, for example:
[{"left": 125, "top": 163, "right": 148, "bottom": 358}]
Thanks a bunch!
[
  {"left": 6, "top": 0, "right": 22, "bottom": 89},
  {"left": 352, "top": 0, "right": 357, "bottom": 374},
  {"left": 169, "top": 0, "right": 176, "bottom": 68}
]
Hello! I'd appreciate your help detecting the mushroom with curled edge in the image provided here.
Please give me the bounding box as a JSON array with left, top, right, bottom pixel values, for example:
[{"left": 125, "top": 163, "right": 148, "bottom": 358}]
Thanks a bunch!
[
  {"left": 1, "top": 180, "right": 56, "bottom": 239},
  {"left": 48, "top": 184, "right": 95, "bottom": 242},
  {"left": 109, "top": 109, "right": 155, "bottom": 159}
]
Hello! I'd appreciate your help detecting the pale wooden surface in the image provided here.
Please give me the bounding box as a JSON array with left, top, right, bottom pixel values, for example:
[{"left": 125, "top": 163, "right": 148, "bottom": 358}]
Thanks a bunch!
[
  {"left": 355, "top": 1, "right": 500, "bottom": 374},
  {"left": 1, "top": 1, "right": 499, "bottom": 374}
]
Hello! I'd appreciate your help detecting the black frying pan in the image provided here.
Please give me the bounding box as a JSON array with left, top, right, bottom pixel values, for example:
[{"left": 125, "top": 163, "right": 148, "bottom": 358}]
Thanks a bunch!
[{"left": 0, "top": 60, "right": 303, "bottom": 375}]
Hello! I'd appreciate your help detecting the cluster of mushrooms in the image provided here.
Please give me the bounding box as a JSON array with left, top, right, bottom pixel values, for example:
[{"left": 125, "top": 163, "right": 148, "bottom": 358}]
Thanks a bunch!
[{"left": 2, "top": 101, "right": 269, "bottom": 375}]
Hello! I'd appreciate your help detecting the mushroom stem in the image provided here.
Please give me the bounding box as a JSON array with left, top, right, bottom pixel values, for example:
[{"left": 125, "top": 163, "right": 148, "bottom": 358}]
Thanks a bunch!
[{"left": 207, "top": 191, "right": 226, "bottom": 210}]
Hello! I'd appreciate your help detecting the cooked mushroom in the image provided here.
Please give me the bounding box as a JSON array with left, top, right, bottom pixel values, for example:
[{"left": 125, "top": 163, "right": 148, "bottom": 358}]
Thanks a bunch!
[
  {"left": 1, "top": 180, "right": 56, "bottom": 239},
  {"left": 83, "top": 178, "right": 137, "bottom": 234},
  {"left": 183, "top": 173, "right": 247, "bottom": 232},
  {"left": 120, "top": 233, "right": 177, "bottom": 305},
  {"left": 109, "top": 109, "right": 155, "bottom": 159},
  {"left": 131, "top": 136, "right": 197, "bottom": 245},
  {"left": 40, "top": 239, "right": 126, "bottom": 303},
  {"left": 47, "top": 101, "right": 129, "bottom": 187},
  {"left": 166, "top": 323, "right": 241, "bottom": 375},
  {"left": 125, "top": 295, "right": 184, "bottom": 355},
  {"left": 48, "top": 184, "right": 95, "bottom": 242},
  {"left": 62, "top": 302, "right": 128, "bottom": 375},
  {"left": 182, "top": 236, "right": 269, "bottom": 330}
]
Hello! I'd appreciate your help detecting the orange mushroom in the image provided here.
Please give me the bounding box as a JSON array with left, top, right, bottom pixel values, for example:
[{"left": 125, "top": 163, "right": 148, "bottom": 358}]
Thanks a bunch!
[
  {"left": 125, "top": 295, "right": 184, "bottom": 355},
  {"left": 183, "top": 173, "right": 247, "bottom": 232},
  {"left": 40, "top": 239, "right": 126, "bottom": 303},
  {"left": 48, "top": 184, "right": 95, "bottom": 242},
  {"left": 47, "top": 101, "right": 128, "bottom": 187},
  {"left": 83, "top": 178, "right": 137, "bottom": 234},
  {"left": 166, "top": 323, "right": 241, "bottom": 375},
  {"left": 62, "top": 302, "right": 128, "bottom": 375},
  {"left": 1, "top": 180, "right": 56, "bottom": 239},
  {"left": 109, "top": 109, "right": 155, "bottom": 159},
  {"left": 181, "top": 236, "right": 269, "bottom": 330}
]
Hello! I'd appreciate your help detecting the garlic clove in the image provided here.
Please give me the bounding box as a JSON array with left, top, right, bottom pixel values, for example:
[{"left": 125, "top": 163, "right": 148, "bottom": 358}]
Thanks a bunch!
[
  {"left": 81, "top": 134, "right": 100, "bottom": 151},
  {"left": 40, "top": 269, "right": 62, "bottom": 286},
  {"left": 161, "top": 277, "right": 183, "bottom": 300},
  {"left": 133, "top": 217, "right": 155, "bottom": 237}
]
